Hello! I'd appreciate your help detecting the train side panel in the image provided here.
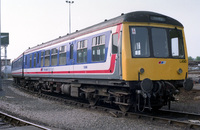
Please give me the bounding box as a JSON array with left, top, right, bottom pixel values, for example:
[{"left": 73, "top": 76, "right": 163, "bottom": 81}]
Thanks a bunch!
[
  {"left": 11, "top": 55, "right": 24, "bottom": 79},
  {"left": 22, "top": 25, "right": 123, "bottom": 80}
]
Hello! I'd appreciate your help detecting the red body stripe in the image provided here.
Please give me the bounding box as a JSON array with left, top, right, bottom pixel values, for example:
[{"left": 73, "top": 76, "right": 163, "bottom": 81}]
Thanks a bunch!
[{"left": 116, "top": 24, "right": 122, "bottom": 40}]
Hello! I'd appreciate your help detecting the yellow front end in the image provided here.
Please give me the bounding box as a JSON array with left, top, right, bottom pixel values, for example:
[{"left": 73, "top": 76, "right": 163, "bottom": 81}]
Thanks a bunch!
[{"left": 122, "top": 23, "right": 188, "bottom": 81}]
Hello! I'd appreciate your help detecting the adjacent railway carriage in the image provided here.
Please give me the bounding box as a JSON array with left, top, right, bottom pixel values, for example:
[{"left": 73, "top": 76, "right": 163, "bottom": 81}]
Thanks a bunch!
[{"left": 12, "top": 11, "right": 193, "bottom": 112}]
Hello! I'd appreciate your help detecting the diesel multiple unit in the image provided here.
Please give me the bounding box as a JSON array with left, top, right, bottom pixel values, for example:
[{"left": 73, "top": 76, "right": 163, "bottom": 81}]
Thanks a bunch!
[{"left": 12, "top": 11, "right": 193, "bottom": 112}]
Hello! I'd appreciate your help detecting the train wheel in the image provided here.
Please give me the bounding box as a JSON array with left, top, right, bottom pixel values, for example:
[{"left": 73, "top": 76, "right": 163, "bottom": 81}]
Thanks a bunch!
[
  {"left": 38, "top": 86, "right": 42, "bottom": 94},
  {"left": 88, "top": 98, "right": 98, "bottom": 106},
  {"left": 88, "top": 94, "right": 99, "bottom": 106},
  {"left": 119, "top": 105, "right": 130, "bottom": 112},
  {"left": 151, "top": 105, "right": 163, "bottom": 111},
  {"left": 50, "top": 85, "right": 54, "bottom": 93}
]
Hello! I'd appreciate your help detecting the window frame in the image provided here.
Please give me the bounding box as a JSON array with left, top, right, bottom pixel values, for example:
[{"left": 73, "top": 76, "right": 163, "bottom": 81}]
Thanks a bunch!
[
  {"left": 59, "top": 45, "right": 67, "bottom": 65},
  {"left": 112, "top": 33, "right": 118, "bottom": 54},
  {"left": 70, "top": 44, "right": 74, "bottom": 60},
  {"left": 77, "top": 39, "right": 88, "bottom": 63},
  {"left": 129, "top": 26, "right": 150, "bottom": 58},
  {"left": 151, "top": 27, "right": 169, "bottom": 58},
  {"left": 44, "top": 50, "right": 50, "bottom": 67},
  {"left": 41, "top": 51, "right": 44, "bottom": 67},
  {"left": 129, "top": 26, "right": 185, "bottom": 59},
  {"left": 92, "top": 35, "right": 106, "bottom": 62},
  {"left": 34, "top": 53, "right": 37, "bottom": 68},
  {"left": 169, "top": 29, "right": 185, "bottom": 59},
  {"left": 51, "top": 48, "right": 58, "bottom": 66},
  {"left": 29, "top": 54, "right": 32, "bottom": 68}
]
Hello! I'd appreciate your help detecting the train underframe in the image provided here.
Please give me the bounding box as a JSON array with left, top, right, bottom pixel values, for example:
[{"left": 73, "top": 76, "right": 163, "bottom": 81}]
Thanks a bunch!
[{"left": 13, "top": 77, "right": 193, "bottom": 112}]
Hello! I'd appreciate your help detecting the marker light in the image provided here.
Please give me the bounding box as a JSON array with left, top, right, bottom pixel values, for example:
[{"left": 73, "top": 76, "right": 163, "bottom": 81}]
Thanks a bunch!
[
  {"left": 140, "top": 68, "right": 145, "bottom": 74},
  {"left": 177, "top": 68, "right": 183, "bottom": 74}
]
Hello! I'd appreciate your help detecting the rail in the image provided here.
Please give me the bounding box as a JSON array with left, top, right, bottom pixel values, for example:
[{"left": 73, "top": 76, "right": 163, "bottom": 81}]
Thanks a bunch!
[{"left": 0, "top": 111, "right": 51, "bottom": 130}]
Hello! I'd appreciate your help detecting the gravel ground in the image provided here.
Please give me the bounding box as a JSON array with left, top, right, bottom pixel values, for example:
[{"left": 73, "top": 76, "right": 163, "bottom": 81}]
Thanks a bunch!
[
  {"left": 163, "top": 85, "right": 200, "bottom": 114},
  {"left": 0, "top": 80, "right": 198, "bottom": 130}
]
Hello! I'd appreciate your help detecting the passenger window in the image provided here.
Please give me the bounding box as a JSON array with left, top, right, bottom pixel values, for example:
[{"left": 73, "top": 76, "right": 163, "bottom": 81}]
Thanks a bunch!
[
  {"left": 77, "top": 40, "right": 87, "bottom": 63},
  {"left": 44, "top": 50, "right": 50, "bottom": 66},
  {"left": 92, "top": 35, "right": 105, "bottom": 62},
  {"left": 16, "top": 58, "right": 23, "bottom": 69},
  {"left": 25, "top": 56, "right": 27, "bottom": 68},
  {"left": 130, "top": 27, "right": 150, "bottom": 57},
  {"left": 170, "top": 29, "right": 184, "bottom": 58},
  {"left": 112, "top": 34, "right": 118, "bottom": 54},
  {"left": 29, "top": 54, "right": 32, "bottom": 68},
  {"left": 34, "top": 53, "right": 37, "bottom": 67},
  {"left": 70, "top": 44, "right": 74, "bottom": 59},
  {"left": 37, "top": 52, "right": 39, "bottom": 65},
  {"left": 59, "top": 46, "right": 67, "bottom": 65},
  {"left": 41, "top": 51, "right": 44, "bottom": 67},
  {"left": 51, "top": 48, "right": 58, "bottom": 66}
]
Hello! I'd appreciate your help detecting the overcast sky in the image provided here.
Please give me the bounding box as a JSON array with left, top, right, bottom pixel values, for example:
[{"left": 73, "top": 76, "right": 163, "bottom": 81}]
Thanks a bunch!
[{"left": 1, "top": 0, "right": 200, "bottom": 60}]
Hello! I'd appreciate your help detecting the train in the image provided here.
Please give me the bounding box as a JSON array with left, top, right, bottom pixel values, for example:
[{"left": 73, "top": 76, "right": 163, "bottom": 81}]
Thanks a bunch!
[{"left": 12, "top": 11, "right": 193, "bottom": 112}]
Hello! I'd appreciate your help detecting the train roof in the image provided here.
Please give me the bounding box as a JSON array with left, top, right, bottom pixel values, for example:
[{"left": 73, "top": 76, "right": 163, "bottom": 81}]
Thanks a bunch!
[
  {"left": 24, "top": 11, "right": 183, "bottom": 54},
  {"left": 121, "top": 11, "right": 183, "bottom": 26}
]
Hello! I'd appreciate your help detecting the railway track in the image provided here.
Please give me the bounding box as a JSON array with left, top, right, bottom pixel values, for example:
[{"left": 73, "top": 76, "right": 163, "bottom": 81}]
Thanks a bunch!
[
  {"left": 15, "top": 84, "right": 200, "bottom": 129},
  {"left": 126, "top": 110, "right": 200, "bottom": 129},
  {"left": 0, "top": 110, "right": 50, "bottom": 130}
]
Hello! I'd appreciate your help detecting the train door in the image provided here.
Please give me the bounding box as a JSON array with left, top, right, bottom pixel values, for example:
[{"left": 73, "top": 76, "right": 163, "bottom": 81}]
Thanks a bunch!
[
  {"left": 112, "top": 32, "right": 122, "bottom": 79},
  {"left": 24, "top": 54, "right": 27, "bottom": 77},
  {"left": 119, "top": 31, "right": 122, "bottom": 79},
  {"left": 22, "top": 53, "right": 25, "bottom": 78},
  {"left": 112, "top": 24, "right": 123, "bottom": 79},
  {"left": 69, "top": 42, "right": 75, "bottom": 76}
]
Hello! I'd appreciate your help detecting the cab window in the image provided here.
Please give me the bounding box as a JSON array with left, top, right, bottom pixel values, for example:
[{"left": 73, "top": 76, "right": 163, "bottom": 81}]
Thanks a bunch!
[
  {"left": 170, "top": 29, "right": 185, "bottom": 58},
  {"left": 152, "top": 28, "right": 169, "bottom": 58},
  {"left": 130, "top": 27, "right": 150, "bottom": 57}
]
